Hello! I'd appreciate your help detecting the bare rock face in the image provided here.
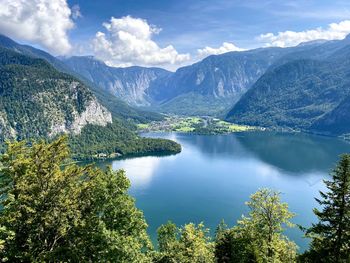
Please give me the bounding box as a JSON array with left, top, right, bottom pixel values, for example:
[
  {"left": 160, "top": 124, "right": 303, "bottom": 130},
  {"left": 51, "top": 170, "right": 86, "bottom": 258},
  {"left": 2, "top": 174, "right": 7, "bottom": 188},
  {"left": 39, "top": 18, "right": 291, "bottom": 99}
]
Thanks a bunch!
[
  {"left": 49, "top": 98, "right": 112, "bottom": 137},
  {"left": 0, "top": 112, "right": 17, "bottom": 139},
  {"left": 68, "top": 98, "right": 112, "bottom": 135},
  {"left": 61, "top": 56, "right": 171, "bottom": 107}
]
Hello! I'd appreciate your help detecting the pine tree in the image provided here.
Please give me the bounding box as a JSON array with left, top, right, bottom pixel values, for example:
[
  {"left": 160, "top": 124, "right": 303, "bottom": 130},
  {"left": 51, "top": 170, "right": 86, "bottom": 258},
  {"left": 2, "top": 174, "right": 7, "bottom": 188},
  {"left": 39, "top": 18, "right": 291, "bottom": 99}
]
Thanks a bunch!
[{"left": 304, "top": 154, "right": 350, "bottom": 262}]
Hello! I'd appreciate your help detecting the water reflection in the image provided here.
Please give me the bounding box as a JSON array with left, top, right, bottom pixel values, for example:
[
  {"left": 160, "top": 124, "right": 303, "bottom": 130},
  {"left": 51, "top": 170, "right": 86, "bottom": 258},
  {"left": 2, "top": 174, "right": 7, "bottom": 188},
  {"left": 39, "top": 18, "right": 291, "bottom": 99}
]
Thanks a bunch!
[
  {"left": 176, "top": 131, "right": 350, "bottom": 175},
  {"left": 111, "top": 156, "right": 161, "bottom": 188}
]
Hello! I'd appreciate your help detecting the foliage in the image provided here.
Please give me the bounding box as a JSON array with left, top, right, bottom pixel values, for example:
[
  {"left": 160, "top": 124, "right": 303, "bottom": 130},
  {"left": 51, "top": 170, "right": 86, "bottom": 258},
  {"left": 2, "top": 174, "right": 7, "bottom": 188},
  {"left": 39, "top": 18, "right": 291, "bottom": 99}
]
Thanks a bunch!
[
  {"left": 154, "top": 222, "right": 215, "bottom": 263},
  {"left": 302, "top": 154, "right": 350, "bottom": 263},
  {"left": 1, "top": 135, "right": 348, "bottom": 262},
  {"left": 215, "top": 189, "right": 298, "bottom": 263},
  {"left": 68, "top": 120, "right": 181, "bottom": 160},
  {"left": 0, "top": 137, "right": 151, "bottom": 262}
]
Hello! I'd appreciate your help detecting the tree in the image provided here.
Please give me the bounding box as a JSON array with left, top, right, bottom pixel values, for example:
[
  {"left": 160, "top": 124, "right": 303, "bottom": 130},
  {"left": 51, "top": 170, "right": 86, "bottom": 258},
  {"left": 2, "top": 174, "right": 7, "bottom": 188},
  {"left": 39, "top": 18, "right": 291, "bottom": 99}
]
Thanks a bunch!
[
  {"left": 154, "top": 222, "right": 215, "bottom": 263},
  {"left": 0, "top": 137, "right": 151, "bottom": 262},
  {"left": 157, "top": 221, "right": 178, "bottom": 254},
  {"left": 302, "top": 154, "right": 350, "bottom": 263},
  {"left": 215, "top": 189, "right": 297, "bottom": 263}
]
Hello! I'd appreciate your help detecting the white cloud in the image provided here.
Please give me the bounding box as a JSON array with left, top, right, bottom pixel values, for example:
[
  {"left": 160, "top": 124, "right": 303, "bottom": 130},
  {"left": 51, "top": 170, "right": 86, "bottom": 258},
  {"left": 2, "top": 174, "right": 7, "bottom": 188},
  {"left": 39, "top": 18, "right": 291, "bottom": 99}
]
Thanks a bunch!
[
  {"left": 92, "top": 16, "right": 190, "bottom": 68},
  {"left": 259, "top": 20, "right": 350, "bottom": 47},
  {"left": 0, "top": 0, "right": 74, "bottom": 55},
  {"left": 197, "top": 42, "right": 245, "bottom": 58},
  {"left": 71, "top": 4, "right": 82, "bottom": 20}
]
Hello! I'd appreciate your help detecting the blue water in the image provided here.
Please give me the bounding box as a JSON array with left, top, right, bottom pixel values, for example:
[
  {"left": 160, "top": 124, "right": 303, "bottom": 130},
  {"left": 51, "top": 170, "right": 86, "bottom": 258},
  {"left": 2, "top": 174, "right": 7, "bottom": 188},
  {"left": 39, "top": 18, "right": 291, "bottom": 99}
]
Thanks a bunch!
[{"left": 97, "top": 131, "right": 350, "bottom": 252}]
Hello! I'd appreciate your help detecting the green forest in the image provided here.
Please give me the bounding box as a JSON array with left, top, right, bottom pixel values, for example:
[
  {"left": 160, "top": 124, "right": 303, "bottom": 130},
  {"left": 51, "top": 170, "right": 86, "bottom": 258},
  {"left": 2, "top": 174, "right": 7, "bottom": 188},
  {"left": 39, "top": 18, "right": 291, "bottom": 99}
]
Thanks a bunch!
[
  {"left": 69, "top": 120, "right": 181, "bottom": 160},
  {"left": 0, "top": 137, "right": 348, "bottom": 262}
]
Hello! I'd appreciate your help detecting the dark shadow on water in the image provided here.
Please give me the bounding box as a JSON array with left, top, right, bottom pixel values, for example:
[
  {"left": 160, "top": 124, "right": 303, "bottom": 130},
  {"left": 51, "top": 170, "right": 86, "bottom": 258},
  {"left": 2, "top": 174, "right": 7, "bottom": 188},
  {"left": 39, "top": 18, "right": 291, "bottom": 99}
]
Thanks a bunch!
[
  {"left": 175, "top": 131, "right": 350, "bottom": 175},
  {"left": 236, "top": 131, "right": 350, "bottom": 174}
]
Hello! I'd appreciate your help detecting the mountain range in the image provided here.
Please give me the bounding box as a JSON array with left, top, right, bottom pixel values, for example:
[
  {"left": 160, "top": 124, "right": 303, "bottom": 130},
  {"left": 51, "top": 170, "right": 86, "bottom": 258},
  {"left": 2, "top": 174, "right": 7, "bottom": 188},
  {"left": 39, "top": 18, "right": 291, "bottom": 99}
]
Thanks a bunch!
[
  {"left": 62, "top": 47, "right": 293, "bottom": 116},
  {"left": 60, "top": 36, "right": 350, "bottom": 125},
  {"left": 2, "top": 33, "right": 350, "bottom": 142}
]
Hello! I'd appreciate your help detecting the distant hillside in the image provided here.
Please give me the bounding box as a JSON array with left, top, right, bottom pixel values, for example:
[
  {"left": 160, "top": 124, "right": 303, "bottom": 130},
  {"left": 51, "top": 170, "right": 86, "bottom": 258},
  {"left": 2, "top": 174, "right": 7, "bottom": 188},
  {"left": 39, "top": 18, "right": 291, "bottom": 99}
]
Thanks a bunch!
[
  {"left": 311, "top": 95, "right": 350, "bottom": 135},
  {"left": 226, "top": 36, "right": 350, "bottom": 135},
  {"left": 60, "top": 41, "right": 336, "bottom": 117}
]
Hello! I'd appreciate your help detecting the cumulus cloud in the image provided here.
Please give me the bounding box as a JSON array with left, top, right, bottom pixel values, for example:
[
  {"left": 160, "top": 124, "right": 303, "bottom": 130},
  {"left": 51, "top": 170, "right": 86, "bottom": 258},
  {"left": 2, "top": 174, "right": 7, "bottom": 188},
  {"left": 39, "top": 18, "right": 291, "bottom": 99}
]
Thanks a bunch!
[
  {"left": 92, "top": 16, "right": 190, "bottom": 68},
  {"left": 0, "top": 0, "right": 74, "bottom": 55},
  {"left": 197, "top": 42, "right": 245, "bottom": 58},
  {"left": 259, "top": 20, "right": 350, "bottom": 47}
]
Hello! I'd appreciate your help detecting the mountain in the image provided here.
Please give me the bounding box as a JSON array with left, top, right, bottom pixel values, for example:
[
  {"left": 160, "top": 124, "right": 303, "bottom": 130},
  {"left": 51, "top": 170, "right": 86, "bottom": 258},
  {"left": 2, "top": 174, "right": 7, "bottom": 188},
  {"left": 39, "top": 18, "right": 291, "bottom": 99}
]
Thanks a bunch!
[
  {"left": 0, "top": 34, "right": 70, "bottom": 73},
  {"left": 0, "top": 43, "right": 181, "bottom": 159},
  {"left": 0, "top": 35, "right": 163, "bottom": 124},
  {"left": 61, "top": 41, "right": 332, "bottom": 117},
  {"left": 311, "top": 95, "right": 350, "bottom": 135},
  {"left": 62, "top": 48, "right": 294, "bottom": 116},
  {"left": 226, "top": 36, "right": 350, "bottom": 134},
  {"left": 149, "top": 48, "right": 295, "bottom": 115},
  {"left": 61, "top": 56, "right": 171, "bottom": 106},
  {"left": 0, "top": 46, "right": 112, "bottom": 140}
]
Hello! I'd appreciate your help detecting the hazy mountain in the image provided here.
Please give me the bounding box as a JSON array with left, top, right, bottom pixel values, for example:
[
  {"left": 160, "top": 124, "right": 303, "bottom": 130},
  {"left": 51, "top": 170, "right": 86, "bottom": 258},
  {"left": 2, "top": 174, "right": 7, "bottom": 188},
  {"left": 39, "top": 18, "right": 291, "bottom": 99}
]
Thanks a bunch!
[
  {"left": 61, "top": 47, "right": 295, "bottom": 116},
  {"left": 62, "top": 56, "right": 171, "bottom": 106},
  {"left": 311, "top": 95, "right": 350, "bottom": 135},
  {"left": 60, "top": 41, "right": 332, "bottom": 117}
]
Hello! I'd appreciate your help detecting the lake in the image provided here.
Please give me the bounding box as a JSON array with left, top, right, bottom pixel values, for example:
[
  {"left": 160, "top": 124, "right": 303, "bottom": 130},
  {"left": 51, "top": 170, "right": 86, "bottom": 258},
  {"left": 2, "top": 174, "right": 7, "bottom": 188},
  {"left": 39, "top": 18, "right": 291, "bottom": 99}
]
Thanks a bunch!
[{"left": 96, "top": 131, "right": 350, "bottom": 252}]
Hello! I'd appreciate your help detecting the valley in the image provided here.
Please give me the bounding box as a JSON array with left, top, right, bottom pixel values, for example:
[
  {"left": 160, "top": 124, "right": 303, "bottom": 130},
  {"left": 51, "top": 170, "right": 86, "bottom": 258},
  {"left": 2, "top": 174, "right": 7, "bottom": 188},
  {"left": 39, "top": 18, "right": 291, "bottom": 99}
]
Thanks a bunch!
[{"left": 1, "top": 0, "right": 350, "bottom": 261}]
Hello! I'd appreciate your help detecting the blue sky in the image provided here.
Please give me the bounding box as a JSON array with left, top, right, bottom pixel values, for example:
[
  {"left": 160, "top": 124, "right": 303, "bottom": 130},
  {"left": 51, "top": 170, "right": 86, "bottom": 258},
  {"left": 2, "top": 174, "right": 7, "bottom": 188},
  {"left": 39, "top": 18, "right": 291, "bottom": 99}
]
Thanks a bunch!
[
  {"left": 1, "top": 0, "right": 350, "bottom": 70},
  {"left": 68, "top": 0, "right": 350, "bottom": 50}
]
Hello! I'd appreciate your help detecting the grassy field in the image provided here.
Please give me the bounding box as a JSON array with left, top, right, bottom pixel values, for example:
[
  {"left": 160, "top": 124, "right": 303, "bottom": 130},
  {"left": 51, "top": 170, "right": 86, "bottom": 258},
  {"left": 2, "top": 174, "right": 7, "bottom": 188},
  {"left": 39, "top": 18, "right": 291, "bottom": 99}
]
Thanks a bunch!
[
  {"left": 136, "top": 123, "right": 150, "bottom": 129},
  {"left": 137, "top": 116, "right": 257, "bottom": 134},
  {"left": 217, "top": 120, "right": 253, "bottom": 132}
]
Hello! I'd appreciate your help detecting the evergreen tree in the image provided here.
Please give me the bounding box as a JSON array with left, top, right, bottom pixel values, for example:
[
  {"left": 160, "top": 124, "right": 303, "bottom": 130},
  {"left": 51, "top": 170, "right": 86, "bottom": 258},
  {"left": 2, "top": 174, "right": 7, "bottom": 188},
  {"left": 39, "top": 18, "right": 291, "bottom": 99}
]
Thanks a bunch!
[{"left": 303, "top": 154, "right": 350, "bottom": 263}]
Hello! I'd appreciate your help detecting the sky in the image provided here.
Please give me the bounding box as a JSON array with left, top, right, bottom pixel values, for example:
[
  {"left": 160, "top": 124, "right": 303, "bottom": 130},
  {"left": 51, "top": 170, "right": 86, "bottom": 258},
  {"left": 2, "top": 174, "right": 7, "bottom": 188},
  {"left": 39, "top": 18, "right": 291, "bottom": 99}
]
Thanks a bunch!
[{"left": 0, "top": 0, "right": 350, "bottom": 70}]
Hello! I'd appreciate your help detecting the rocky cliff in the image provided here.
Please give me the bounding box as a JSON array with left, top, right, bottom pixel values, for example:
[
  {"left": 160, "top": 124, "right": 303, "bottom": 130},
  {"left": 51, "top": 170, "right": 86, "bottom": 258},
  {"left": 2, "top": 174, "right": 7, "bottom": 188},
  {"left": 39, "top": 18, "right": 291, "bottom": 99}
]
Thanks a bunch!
[{"left": 0, "top": 47, "right": 112, "bottom": 141}]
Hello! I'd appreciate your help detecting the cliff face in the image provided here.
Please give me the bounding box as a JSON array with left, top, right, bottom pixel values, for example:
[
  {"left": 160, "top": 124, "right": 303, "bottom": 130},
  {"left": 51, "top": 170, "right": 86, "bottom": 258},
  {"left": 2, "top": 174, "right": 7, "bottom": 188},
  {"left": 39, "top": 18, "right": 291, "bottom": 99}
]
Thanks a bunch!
[
  {"left": 62, "top": 56, "right": 171, "bottom": 106},
  {"left": 0, "top": 47, "right": 112, "bottom": 141},
  {"left": 149, "top": 48, "right": 287, "bottom": 102},
  {"left": 49, "top": 92, "right": 112, "bottom": 137}
]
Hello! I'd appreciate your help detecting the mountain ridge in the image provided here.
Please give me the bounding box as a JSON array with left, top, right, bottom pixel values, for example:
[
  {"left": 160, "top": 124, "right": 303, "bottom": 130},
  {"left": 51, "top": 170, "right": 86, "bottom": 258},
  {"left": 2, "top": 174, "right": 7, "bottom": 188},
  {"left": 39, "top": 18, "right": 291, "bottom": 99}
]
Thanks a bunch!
[{"left": 225, "top": 35, "right": 350, "bottom": 135}]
